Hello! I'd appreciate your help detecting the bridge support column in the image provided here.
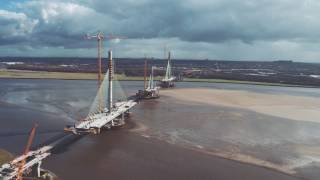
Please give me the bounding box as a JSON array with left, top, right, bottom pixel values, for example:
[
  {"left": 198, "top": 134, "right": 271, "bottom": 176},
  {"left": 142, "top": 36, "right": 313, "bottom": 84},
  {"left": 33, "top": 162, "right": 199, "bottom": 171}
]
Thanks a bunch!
[
  {"left": 37, "top": 161, "right": 42, "bottom": 178},
  {"left": 121, "top": 113, "right": 125, "bottom": 125},
  {"left": 125, "top": 110, "right": 131, "bottom": 117}
]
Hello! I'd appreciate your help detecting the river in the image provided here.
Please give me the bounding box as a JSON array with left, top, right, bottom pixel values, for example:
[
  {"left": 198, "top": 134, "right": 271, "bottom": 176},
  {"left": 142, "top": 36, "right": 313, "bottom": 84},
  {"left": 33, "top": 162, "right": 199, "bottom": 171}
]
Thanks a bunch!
[{"left": 1, "top": 79, "right": 319, "bottom": 180}]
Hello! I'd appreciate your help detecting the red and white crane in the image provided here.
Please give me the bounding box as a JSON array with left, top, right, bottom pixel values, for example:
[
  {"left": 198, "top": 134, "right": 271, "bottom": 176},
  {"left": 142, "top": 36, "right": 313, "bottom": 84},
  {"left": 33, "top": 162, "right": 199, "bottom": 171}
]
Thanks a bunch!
[{"left": 85, "top": 32, "right": 127, "bottom": 112}]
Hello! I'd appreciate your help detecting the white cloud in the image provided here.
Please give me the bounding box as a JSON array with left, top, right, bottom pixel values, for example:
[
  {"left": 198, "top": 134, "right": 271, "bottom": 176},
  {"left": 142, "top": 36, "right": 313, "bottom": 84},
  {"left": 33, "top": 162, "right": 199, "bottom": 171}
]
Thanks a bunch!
[{"left": 0, "top": 10, "right": 38, "bottom": 38}]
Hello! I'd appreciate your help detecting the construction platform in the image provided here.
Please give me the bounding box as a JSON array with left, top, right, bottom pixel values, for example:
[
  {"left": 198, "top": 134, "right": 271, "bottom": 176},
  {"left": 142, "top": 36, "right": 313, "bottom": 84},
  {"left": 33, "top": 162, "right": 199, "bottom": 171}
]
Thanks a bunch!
[
  {"left": 136, "top": 88, "right": 160, "bottom": 100},
  {"left": 64, "top": 50, "right": 136, "bottom": 135},
  {"left": 158, "top": 78, "right": 175, "bottom": 88},
  {"left": 64, "top": 100, "right": 136, "bottom": 134},
  {"left": 136, "top": 60, "right": 160, "bottom": 100},
  {"left": 158, "top": 51, "right": 176, "bottom": 88}
]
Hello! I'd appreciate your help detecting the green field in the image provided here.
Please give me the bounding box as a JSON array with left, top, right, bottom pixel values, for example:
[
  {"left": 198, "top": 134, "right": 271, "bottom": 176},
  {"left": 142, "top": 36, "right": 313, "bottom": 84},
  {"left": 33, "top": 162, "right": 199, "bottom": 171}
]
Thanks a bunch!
[
  {"left": 0, "top": 70, "right": 97, "bottom": 80},
  {"left": 0, "top": 149, "right": 13, "bottom": 166},
  {"left": 0, "top": 70, "right": 162, "bottom": 81},
  {"left": 0, "top": 69, "right": 311, "bottom": 88}
]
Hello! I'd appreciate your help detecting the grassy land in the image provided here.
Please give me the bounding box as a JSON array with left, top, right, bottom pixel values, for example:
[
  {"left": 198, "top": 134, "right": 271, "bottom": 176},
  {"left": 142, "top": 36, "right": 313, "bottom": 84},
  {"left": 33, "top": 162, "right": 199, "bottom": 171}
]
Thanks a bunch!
[
  {"left": 0, "top": 69, "right": 314, "bottom": 87},
  {"left": 0, "top": 149, "right": 13, "bottom": 166},
  {"left": 0, "top": 70, "right": 162, "bottom": 81},
  {"left": 115, "top": 73, "right": 162, "bottom": 81},
  {"left": 0, "top": 69, "right": 97, "bottom": 80}
]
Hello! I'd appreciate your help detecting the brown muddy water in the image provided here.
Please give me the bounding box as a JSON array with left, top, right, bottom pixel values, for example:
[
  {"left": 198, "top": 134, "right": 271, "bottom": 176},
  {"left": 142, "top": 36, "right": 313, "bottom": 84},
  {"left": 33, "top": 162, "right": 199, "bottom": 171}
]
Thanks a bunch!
[{"left": 0, "top": 79, "right": 320, "bottom": 180}]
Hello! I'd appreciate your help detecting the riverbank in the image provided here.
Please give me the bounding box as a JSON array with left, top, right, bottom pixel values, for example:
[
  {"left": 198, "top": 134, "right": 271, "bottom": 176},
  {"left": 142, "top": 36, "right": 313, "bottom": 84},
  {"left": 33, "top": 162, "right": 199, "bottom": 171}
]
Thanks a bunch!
[
  {"left": 162, "top": 88, "right": 320, "bottom": 123},
  {"left": 158, "top": 88, "right": 320, "bottom": 179},
  {"left": 182, "top": 78, "right": 312, "bottom": 88},
  {"left": 0, "top": 69, "right": 316, "bottom": 88},
  {"left": 0, "top": 69, "right": 160, "bottom": 81}
]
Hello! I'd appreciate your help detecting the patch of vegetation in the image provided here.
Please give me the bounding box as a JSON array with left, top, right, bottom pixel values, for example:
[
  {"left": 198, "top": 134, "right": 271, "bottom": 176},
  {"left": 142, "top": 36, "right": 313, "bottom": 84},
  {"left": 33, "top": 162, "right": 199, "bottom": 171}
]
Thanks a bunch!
[
  {"left": 0, "top": 70, "right": 314, "bottom": 88},
  {"left": 0, "top": 70, "right": 163, "bottom": 81},
  {"left": 0, "top": 149, "right": 13, "bottom": 165},
  {"left": 0, "top": 70, "right": 96, "bottom": 80}
]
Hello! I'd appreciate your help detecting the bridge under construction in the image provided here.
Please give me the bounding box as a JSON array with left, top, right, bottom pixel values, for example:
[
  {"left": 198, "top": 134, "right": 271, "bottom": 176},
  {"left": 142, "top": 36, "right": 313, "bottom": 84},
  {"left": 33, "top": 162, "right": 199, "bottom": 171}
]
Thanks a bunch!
[
  {"left": 0, "top": 130, "right": 72, "bottom": 180},
  {"left": 0, "top": 50, "right": 137, "bottom": 179},
  {"left": 64, "top": 50, "right": 136, "bottom": 135},
  {"left": 136, "top": 59, "right": 160, "bottom": 100},
  {"left": 159, "top": 51, "right": 176, "bottom": 88},
  {"left": 0, "top": 31, "right": 138, "bottom": 179},
  {"left": 0, "top": 35, "right": 179, "bottom": 179}
]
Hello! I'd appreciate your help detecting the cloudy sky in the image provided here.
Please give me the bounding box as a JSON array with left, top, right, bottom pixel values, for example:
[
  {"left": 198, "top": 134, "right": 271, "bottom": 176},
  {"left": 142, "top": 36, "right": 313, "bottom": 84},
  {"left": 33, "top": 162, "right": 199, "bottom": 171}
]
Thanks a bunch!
[{"left": 0, "top": 0, "right": 320, "bottom": 62}]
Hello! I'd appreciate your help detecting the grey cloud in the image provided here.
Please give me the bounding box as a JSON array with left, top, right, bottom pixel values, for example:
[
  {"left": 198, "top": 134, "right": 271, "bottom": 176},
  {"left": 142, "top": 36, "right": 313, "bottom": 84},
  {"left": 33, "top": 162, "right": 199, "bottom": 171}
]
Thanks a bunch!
[
  {"left": 0, "top": 0, "right": 320, "bottom": 61},
  {"left": 68, "top": 0, "right": 320, "bottom": 44},
  {"left": 6, "top": 0, "right": 320, "bottom": 45},
  {"left": 0, "top": 10, "right": 38, "bottom": 45}
]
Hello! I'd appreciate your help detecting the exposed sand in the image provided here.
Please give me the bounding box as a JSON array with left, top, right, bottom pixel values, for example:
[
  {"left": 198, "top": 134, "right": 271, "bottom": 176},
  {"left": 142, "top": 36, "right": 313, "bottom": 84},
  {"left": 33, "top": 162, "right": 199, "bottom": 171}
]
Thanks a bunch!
[
  {"left": 129, "top": 121, "right": 149, "bottom": 133},
  {"left": 162, "top": 88, "right": 320, "bottom": 123}
]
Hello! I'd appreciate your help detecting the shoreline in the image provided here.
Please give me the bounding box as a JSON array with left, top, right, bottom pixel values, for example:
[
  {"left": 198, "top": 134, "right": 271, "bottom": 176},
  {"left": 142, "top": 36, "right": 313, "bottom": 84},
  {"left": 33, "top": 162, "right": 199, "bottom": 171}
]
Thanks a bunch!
[
  {"left": 127, "top": 120, "right": 300, "bottom": 179},
  {"left": 182, "top": 78, "right": 318, "bottom": 88},
  {"left": 0, "top": 69, "right": 318, "bottom": 88},
  {"left": 161, "top": 88, "right": 320, "bottom": 123},
  {"left": 157, "top": 88, "right": 320, "bottom": 178}
]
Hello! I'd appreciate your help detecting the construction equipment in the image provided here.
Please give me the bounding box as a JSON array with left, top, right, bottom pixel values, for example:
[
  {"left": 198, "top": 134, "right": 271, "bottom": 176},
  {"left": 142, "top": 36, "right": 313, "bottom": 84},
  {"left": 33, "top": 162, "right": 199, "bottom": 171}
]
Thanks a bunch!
[
  {"left": 86, "top": 32, "right": 105, "bottom": 112},
  {"left": 66, "top": 31, "right": 136, "bottom": 135},
  {"left": 17, "top": 123, "right": 38, "bottom": 180},
  {"left": 158, "top": 51, "right": 176, "bottom": 88},
  {"left": 64, "top": 50, "right": 136, "bottom": 135},
  {"left": 136, "top": 58, "right": 160, "bottom": 100},
  {"left": 85, "top": 31, "right": 104, "bottom": 87},
  {"left": 0, "top": 132, "right": 69, "bottom": 180},
  {"left": 144, "top": 58, "right": 147, "bottom": 90},
  {"left": 105, "top": 33, "right": 127, "bottom": 42},
  {"left": 85, "top": 32, "right": 127, "bottom": 112}
]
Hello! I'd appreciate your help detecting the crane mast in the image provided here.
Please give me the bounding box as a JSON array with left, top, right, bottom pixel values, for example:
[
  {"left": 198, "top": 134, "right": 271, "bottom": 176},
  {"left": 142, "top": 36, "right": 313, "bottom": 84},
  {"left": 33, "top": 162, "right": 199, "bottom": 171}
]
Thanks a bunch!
[
  {"left": 144, "top": 59, "right": 147, "bottom": 90},
  {"left": 86, "top": 32, "right": 104, "bottom": 112}
]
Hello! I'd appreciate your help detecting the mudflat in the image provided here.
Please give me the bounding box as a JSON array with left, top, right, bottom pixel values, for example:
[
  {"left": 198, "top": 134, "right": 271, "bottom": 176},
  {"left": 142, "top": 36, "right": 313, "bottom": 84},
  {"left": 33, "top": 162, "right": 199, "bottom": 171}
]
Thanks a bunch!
[
  {"left": 44, "top": 130, "right": 301, "bottom": 180},
  {"left": 162, "top": 88, "right": 320, "bottom": 123}
]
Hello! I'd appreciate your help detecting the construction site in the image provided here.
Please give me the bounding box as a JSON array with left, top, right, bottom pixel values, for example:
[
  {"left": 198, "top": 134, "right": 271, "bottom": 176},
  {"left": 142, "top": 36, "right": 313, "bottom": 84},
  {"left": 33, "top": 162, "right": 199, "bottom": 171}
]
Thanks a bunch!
[
  {"left": 2, "top": 31, "right": 320, "bottom": 180},
  {"left": 4, "top": 0, "right": 320, "bottom": 179},
  {"left": 0, "top": 32, "right": 176, "bottom": 180},
  {"left": 136, "top": 59, "right": 160, "bottom": 100}
]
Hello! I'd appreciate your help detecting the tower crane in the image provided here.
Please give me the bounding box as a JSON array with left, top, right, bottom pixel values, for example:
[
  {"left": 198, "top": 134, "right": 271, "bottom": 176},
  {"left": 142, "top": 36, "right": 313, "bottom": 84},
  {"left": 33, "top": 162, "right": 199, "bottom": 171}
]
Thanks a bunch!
[
  {"left": 85, "top": 31, "right": 105, "bottom": 87},
  {"left": 85, "top": 32, "right": 126, "bottom": 112},
  {"left": 85, "top": 32, "right": 126, "bottom": 84}
]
